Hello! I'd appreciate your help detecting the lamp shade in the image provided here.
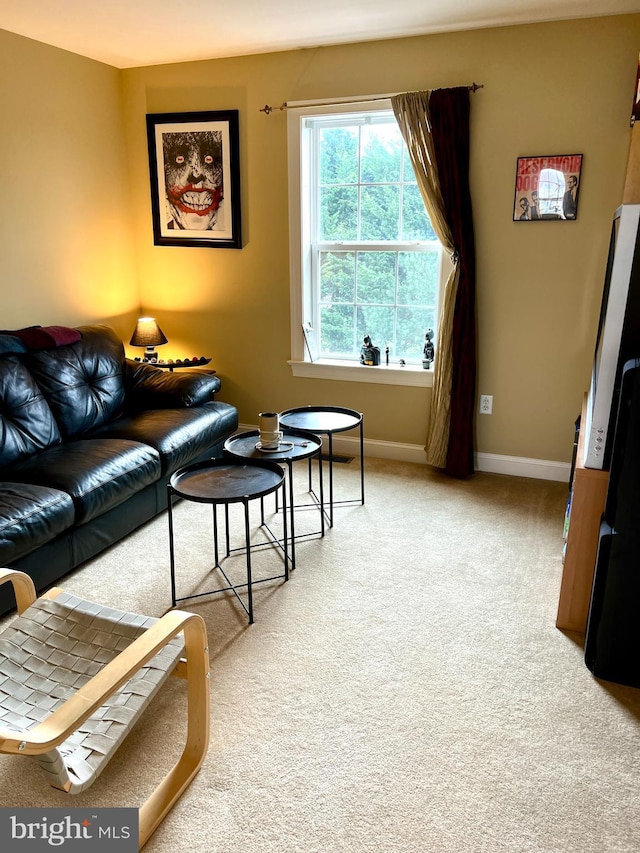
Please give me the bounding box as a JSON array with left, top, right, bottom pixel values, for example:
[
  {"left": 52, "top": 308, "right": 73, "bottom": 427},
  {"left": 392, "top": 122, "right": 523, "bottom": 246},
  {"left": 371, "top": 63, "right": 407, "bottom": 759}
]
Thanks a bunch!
[{"left": 129, "top": 317, "right": 168, "bottom": 348}]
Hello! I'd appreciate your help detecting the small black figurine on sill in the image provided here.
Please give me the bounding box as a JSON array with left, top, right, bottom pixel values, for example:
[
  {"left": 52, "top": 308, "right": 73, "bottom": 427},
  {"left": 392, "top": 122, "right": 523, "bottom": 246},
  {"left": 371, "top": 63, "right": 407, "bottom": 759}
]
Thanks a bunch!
[
  {"left": 360, "top": 335, "right": 381, "bottom": 366},
  {"left": 423, "top": 328, "right": 435, "bottom": 369}
]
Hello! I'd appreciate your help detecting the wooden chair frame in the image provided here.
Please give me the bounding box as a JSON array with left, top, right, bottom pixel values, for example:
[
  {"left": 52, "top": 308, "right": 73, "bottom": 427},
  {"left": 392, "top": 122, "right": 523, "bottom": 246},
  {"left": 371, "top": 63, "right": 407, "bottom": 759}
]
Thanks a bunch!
[{"left": 0, "top": 569, "right": 210, "bottom": 849}]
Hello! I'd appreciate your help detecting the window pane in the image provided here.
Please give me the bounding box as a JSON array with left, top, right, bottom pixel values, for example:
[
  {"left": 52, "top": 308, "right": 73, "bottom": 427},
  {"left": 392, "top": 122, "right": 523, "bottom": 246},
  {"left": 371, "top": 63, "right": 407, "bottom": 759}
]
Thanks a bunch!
[
  {"left": 298, "top": 106, "right": 443, "bottom": 365},
  {"left": 396, "top": 306, "right": 436, "bottom": 360},
  {"left": 401, "top": 184, "right": 436, "bottom": 241},
  {"left": 397, "top": 252, "right": 438, "bottom": 305},
  {"left": 360, "top": 185, "right": 400, "bottom": 240},
  {"left": 539, "top": 168, "right": 565, "bottom": 217},
  {"left": 360, "top": 123, "right": 402, "bottom": 184},
  {"left": 320, "top": 304, "right": 355, "bottom": 355},
  {"left": 319, "top": 127, "right": 359, "bottom": 185},
  {"left": 356, "top": 305, "right": 394, "bottom": 352},
  {"left": 320, "top": 185, "right": 358, "bottom": 240},
  {"left": 356, "top": 252, "right": 396, "bottom": 304},
  {"left": 319, "top": 251, "right": 355, "bottom": 303}
]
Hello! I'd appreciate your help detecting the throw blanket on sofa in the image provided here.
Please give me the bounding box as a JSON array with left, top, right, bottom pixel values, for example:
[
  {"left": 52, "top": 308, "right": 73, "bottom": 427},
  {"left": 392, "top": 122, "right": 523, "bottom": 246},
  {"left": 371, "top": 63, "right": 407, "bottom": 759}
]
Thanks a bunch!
[{"left": 0, "top": 326, "right": 82, "bottom": 352}]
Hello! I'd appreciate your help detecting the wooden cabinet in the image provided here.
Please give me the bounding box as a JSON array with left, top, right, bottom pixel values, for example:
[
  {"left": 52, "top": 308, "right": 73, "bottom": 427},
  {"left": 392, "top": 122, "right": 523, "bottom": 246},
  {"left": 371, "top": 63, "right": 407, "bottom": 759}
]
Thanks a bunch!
[{"left": 556, "top": 395, "right": 609, "bottom": 633}]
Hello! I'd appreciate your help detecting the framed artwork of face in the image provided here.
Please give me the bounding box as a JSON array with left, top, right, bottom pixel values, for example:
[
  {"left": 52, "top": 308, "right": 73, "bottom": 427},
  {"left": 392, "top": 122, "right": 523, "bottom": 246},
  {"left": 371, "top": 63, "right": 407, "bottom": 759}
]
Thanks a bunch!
[{"left": 146, "top": 110, "right": 242, "bottom": 248}]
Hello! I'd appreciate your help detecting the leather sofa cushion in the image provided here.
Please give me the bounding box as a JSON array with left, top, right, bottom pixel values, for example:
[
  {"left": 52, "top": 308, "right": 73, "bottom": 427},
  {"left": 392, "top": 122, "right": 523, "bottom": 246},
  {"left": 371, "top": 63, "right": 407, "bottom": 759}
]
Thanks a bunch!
[
  {"left": 0, "top": 483, "right": 75, "bottom": 563},
  {"left": 2, "top": 439, "right": 161, "bottom": 525},
  {"left": 94, "top": 402, "right": 238, "bottom": 476},
  {"left": 27, "top": 325, "right": 126, "bottom": 440},
  {"left": 124, "top": 359, "right": 221, "bottom": 408},
  {"left": 0, "top": 357, "right": 62, "bottom": 467}
]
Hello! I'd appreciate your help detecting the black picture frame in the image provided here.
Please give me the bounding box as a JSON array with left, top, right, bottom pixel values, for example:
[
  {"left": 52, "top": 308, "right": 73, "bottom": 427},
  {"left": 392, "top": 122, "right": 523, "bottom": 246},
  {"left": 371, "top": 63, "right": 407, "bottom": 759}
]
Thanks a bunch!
[
  {"left": 146, "top": 110, "right": 242, "bottom": 248},
  {"left": 513, "top": 154, "right": 583, "bottom": 222}
]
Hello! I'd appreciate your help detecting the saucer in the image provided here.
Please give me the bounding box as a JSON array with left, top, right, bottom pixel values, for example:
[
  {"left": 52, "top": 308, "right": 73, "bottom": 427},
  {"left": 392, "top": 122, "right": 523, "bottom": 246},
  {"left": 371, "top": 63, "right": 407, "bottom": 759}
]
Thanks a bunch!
[{"left": 255, "top": 440, "right": 294, "bottom": 453}]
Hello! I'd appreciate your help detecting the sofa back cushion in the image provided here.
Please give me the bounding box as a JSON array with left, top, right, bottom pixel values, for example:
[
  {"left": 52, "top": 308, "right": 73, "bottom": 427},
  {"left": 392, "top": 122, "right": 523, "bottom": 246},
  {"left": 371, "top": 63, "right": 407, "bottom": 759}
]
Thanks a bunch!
[
  {"left": 27, "top": 325, "right": 127, "bottom": 439},
  {"left": 0, "top": 357, "right": 62, "bottom": 467}
]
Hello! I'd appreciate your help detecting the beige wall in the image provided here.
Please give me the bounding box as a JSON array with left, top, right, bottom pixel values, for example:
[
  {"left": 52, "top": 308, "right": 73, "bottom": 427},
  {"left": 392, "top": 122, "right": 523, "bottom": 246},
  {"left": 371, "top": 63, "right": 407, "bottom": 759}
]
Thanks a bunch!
[
  {"left": 120, "top": 15, "right": 640, "bottom": 463},
  {"left": 1, "top": 17, "right": 639, "bottom": 465},
  {"left": 0, "top": 28, "right": 139, "bottom": 339}
]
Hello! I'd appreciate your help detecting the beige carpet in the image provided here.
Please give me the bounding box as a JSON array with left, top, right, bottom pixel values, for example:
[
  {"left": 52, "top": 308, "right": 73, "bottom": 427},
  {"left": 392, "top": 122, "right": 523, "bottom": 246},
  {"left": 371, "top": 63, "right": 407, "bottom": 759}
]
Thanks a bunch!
[{"left": 1, "top": 458, "right": 640, "bottom": 852}]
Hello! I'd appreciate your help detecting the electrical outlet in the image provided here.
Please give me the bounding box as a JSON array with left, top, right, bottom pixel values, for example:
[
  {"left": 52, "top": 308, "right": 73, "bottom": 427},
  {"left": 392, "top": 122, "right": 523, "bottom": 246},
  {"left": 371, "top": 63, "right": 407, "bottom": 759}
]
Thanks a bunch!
[{"left": 479, "top": 394, "right": 493, "bottom": 415}]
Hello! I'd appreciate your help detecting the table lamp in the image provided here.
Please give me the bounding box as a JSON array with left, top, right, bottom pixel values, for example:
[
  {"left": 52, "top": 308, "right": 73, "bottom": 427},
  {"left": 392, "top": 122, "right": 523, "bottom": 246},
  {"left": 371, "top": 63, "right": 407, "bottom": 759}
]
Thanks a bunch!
[{"left": 129, "top": 317, "right": 168, "bottom": 362}]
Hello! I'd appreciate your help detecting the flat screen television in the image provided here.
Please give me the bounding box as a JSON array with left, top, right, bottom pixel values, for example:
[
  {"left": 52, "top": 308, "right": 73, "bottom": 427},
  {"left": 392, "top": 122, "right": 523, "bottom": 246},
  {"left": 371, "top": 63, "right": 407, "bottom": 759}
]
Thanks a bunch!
[{"left": 583, "top": 204, "right": 640, "bottom": 468}]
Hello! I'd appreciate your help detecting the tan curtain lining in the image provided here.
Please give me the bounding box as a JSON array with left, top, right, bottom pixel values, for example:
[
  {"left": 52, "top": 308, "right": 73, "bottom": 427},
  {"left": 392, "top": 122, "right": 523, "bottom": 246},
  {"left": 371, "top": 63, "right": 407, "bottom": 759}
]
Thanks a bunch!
[{"left": 391, "top": 91, "right": 459, "bottom": 469}]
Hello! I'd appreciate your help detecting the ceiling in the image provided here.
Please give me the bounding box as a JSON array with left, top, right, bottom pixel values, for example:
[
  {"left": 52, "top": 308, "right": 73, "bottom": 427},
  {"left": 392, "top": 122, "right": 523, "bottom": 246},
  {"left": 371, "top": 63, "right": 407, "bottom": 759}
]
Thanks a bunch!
[{"left": 0, "top": 0, "right": 638, "bottom": 69}]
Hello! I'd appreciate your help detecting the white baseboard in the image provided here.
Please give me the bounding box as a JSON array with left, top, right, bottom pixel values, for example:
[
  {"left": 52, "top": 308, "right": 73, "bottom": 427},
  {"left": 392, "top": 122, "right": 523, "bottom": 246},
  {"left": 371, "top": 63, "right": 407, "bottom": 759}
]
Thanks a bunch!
[
  {"left": 237, "top": 425, "right": 571, "bottom": 482},
  {"left": 474, "top": 452, "right": 570, "bottom": 482},
  {"left": 334, "top": 435, "right": 428, "bottom": 465}
]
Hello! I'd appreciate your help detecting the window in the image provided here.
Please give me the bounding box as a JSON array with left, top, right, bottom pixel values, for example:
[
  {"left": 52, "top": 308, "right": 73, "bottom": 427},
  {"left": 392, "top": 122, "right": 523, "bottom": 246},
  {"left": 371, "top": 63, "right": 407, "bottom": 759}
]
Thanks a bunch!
[
  {"left": 288, "top": 100, "right": 446, "bottom": 384},
  {"left": 538, "top": 168, "right": 566, "bottom": 218}
]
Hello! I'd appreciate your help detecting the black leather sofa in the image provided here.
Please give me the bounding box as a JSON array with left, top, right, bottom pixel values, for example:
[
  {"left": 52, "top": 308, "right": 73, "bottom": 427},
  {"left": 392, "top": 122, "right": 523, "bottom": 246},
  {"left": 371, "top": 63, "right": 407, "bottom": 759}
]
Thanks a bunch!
[{"left": 0, "top": 324, "right": 238, "bottom": 614}]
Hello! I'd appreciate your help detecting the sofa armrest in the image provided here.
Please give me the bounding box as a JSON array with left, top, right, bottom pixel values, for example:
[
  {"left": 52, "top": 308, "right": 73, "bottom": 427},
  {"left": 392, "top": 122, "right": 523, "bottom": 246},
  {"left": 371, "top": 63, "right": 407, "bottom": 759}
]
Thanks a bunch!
[{"left": 124, "top": 359, "right": 221, "bottom": 409}]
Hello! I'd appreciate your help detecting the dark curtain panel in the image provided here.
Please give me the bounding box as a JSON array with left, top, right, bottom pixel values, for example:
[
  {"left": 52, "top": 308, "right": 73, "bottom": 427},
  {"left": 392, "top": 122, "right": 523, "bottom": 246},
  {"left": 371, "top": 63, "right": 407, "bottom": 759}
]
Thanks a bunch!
[{"left": 429, "top": 87, "right": 477, "bottom": 477}]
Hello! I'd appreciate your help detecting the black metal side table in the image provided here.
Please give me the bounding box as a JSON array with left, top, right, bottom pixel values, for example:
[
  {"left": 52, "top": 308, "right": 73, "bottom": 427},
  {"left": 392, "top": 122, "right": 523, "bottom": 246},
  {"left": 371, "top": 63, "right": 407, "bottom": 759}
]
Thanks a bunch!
[
  {"left": 167, "top": 458, "right": 287, "bottom": 624},
  {"left": 223, "top": 428, "right": 324, "bottom": 569},
  {"left": 279, "top": 406, "right": 364, "bottom": 527}
]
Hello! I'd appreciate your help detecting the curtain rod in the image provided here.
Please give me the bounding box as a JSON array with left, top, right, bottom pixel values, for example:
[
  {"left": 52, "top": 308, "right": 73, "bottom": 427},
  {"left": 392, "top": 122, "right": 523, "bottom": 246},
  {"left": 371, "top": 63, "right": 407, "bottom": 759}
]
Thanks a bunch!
[{"left": 259, "top": 82, "right": 483, "bottom": 114}]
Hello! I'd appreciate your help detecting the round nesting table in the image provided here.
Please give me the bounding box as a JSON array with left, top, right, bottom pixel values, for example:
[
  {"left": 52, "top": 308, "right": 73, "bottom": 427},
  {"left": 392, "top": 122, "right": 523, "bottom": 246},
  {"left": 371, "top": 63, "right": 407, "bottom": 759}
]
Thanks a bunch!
[
  {"left": 223, "top": 428, "right": 324, "bottom": 569},
  {"left": 279, "top": 406, "right": 364, "bottom": 527},
  {"left": 167, "top": 458, "right": 287, "bottom": 624}
]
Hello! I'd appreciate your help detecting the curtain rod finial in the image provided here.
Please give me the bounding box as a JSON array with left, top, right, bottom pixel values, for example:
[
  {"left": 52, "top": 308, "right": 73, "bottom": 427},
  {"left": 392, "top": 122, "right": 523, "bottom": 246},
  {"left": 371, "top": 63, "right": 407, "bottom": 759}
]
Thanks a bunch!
[
  {"left": 260, "top": 102, "right": 286, "bottom": 115},
  {"left": 469, "top": 82, "right": 484, "bottom": 93}
]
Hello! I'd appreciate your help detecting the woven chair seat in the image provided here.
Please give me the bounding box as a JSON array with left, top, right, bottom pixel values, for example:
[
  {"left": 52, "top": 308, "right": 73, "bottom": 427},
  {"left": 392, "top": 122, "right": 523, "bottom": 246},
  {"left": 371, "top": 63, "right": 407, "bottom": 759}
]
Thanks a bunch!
[
  {"left": 0, "top": 592, "right": 184, "bottom": 794},
  {"left": 0, "top": 568, "right": 209, "bottom": 848}
]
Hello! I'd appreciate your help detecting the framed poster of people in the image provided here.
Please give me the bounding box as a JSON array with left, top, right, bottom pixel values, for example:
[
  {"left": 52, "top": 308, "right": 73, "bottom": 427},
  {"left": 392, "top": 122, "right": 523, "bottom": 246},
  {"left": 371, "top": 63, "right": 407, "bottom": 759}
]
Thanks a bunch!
[
  {"left": 146, "top": 110, "right": 242, "bottom": 248},
  {"left": 513, "top": 154, "right": 583, "bottom": 222}
]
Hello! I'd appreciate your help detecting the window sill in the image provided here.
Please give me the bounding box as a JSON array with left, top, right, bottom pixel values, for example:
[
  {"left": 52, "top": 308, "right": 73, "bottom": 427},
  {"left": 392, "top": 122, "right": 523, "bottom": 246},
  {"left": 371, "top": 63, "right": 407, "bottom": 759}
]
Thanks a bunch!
[{"left": 288, "top": 359, "right": 433, "bottom": 387}]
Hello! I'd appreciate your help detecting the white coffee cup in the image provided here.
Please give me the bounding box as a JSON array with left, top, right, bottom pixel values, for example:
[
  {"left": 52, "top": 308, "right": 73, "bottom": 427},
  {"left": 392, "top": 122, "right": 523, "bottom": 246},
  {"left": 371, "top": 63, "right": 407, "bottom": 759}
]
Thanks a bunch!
[{"left": 259, "top": 412, "right": 281, "bottom": 448}]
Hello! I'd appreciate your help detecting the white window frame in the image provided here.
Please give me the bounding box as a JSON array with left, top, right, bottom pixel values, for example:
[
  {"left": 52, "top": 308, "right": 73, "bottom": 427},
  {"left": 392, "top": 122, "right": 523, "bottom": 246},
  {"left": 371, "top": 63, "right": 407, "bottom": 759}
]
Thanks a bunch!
[{"left": 287, "top": 98, "right": 450, "bottom": 388}]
